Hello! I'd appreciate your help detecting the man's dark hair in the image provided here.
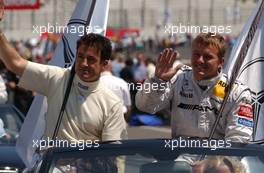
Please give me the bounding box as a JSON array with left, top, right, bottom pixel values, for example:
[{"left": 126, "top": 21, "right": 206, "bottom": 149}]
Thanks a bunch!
[{"left": 77, "top": 33, "right": 112, "bottom": 62}]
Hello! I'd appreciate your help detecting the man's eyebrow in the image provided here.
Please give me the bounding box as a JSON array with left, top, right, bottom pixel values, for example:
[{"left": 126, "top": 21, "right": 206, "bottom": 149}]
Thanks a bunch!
[
  {"left": 77, "top": 52, "right": 84, "bottom": 55},
  {"left": 77, "top": 54, "right": 96, "bottom": 59},
  {"left": 192, "top": 50, "right": 200, "bottom": 53}
]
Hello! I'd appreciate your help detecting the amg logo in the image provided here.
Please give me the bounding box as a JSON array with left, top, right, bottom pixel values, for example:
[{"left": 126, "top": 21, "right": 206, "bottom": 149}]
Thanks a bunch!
[
  {"left": 180, "top": 91, "right": 193, "bottom": 98},
  {"left": 178, "top": 103, "right": 219, "bottom": 114}
]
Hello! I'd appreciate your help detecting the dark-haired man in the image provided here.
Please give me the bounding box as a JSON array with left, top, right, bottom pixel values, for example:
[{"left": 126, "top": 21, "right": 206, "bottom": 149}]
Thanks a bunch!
[
  {"left": 0, "top": 11, "right": 127, "bottom": 141},
  {"left": 136, "top": 33, "right": 253, "bottom": 143}
]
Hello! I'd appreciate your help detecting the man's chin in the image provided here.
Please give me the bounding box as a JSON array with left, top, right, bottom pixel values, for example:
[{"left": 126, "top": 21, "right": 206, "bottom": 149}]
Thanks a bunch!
[
  {"left": 197, "top": 70, "right": 206, "bottom": 75},
  {"left": 79, "top": 76, "right": 92, "bottom": 82},
  {"left": 194, "top": 74, "right": 207, "bottom": 81},
  {"left": 80, "top": 76, "right": 100, "bottom": 82}
]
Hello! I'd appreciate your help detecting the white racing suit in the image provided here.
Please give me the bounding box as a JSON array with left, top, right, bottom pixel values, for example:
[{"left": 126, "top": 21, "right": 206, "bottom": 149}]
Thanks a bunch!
[{"left": 136, "top": 66, "right": 253, "bottom": 143}]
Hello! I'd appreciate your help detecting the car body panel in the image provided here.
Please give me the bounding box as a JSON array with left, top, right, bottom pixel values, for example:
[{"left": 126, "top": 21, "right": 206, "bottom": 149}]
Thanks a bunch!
[
  {"left": 36, "top": 139, "right": 264, "bottom": 173},
  {"left": 0, "top": 104, "right": 26, "bottom": 172}
]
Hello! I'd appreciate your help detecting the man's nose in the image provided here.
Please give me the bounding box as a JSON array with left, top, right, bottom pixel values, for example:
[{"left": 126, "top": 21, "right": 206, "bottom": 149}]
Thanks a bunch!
[
  {"left": 196, "top": 55, "right": 205, "bottom": 64},
  {"left": 80, "top": 58, "right": 89, "bottom": 66}
]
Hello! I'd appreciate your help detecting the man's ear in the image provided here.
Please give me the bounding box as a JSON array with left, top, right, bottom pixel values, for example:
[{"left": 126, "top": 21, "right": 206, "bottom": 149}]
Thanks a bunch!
[
  {"left": 220, "top": 57, "right": 224, "bottom": 66},
  {"left": 100, "top": 60, "right": 109, "bottom": 69},
  {"left": 103, "top": 60, "right": 109, "bottom": 66},
  {"left": 218, "top": 58, "right": 224, "bottom": 73}
]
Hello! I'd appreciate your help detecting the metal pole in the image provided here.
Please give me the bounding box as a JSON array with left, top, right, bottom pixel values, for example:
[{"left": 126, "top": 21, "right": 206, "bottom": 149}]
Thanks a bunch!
[
  {"left": 9, "top": 11, "right": 13, "bottom": 30},
  {"left": 233, "top": 0, "right": 239, "bottom": 24},
  {"left": 187, "top": 0, "right": 191, "bottom": 23},
  {"left": 31, "top": 11, "right": 35, "bottom": 29},
  {"left": 53, "top": 0, "right": 57, "bottom": 25},
  {"left": 62, "top": 0, "right": 65, "bottom": 24},
  {"left": 141, "top": 0, "right": 146, "bottom": 28},
  {"left": 195, "top": 0, "right": 200, "bottom": 25},
  {"left": 164, "top": 0, "right": 169, "bottom": 25},
  {"left": 119, "top": 0, "right": 124, "bottom": 27},
  {"left": 209, "top": 0, "right": 214, "bottom": 25}
]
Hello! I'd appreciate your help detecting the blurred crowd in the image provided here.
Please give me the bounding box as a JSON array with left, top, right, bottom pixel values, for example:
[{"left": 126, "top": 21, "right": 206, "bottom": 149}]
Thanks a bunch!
[{"left": 0, "top": 34, "right": 58, "bottom": 114}]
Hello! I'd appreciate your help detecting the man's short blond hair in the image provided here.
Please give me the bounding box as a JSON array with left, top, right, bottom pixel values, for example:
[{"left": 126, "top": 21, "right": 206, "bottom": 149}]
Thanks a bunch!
[
  {"left": 192, "top": 33, "right": 226, "bottom": 59},
  {"left": 202, "top": 156, "right": 246, "bottom": 173}
]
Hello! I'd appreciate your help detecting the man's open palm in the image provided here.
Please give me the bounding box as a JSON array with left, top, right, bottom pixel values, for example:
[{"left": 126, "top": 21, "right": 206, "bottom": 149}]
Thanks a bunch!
[
  {"left": 155, "top": 48, "right": 182, "bottom": 81},
  {"left": 0, "top": 0, "right": 4, "bottom": 21}
]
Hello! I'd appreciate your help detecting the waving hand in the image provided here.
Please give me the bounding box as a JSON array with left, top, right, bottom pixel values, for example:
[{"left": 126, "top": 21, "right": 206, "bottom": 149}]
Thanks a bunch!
[{"left": 155, "top": 48, "right": 183, "bottom": 81}]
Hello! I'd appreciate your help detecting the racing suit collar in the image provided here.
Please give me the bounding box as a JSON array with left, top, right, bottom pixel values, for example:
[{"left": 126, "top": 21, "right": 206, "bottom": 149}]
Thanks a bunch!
[
  {"left": 73, "top": 74, "right": 100, "bottom": 93},
  {"left": 100, "top": 71, "right": 112, "bottom": 77},
  {"left": 194, "top": 71, "right": 222, "bottom": 90}
]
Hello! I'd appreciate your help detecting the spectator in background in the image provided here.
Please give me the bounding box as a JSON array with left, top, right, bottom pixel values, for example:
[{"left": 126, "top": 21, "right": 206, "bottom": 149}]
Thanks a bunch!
[
  {"left": 101, "top": 60, "right": 132, "bottom": 121},
  {"left": 133, "top": 52, "right": 147, "bottom": 83},
  {"left": 1, "top": 48, "right": 34, "bottom": 114},
  {"left": 120, "top": 59, "right": 137, "bottom": 116},
  {"left": 0, "top": 73, "right": 7, "bottom": 104},
  {"left": 145, "top": 57, "right": 156, "bottom": 79},
  {"left": 120, "top": 59, "right": 134, "bottom": 84},
  {"left": 5, "top": 70, "right": 34, "bottom": 114},
  {"left": 193, "top": 156, "right": 246, "bottom": 173},
  {"left": 0, "top": 60, "right": 8, "bottom": 104},
  {"left": 112, "top": 52, "right": 125, "bottom": 77},
  {"left": 0, "top": 117, "right": 11, "bottom": 140}
]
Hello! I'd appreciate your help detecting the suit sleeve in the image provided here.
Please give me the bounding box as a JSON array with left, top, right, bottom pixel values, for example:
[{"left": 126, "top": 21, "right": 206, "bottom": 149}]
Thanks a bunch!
[
  {"left": 225, "top": 86, "right": 253, "bottom": 143},
  {"left": 18, "top": 61, "right": 66, "bottom": 97},
  {"left": 135, "top": 76, "right": 175, "bottom": 114}
]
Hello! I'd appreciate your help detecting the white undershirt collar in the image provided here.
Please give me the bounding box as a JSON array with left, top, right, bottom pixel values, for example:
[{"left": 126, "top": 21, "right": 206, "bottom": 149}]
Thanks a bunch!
[{"left": 73, "top": 75, "right": 100, "bottom": 94}]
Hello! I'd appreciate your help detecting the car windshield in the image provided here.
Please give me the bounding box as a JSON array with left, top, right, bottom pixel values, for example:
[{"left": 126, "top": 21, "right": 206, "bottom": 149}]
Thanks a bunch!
[
  {"left": 48, "top": 153, "right": 264, "bottom": 173},
  {"left": 52, "top": 154, "right": 155, "bottom": 173},
  {"left": 0, "top": 106, "right": 23, "bottom": 144},
  {"left": 40, "top": 140, "right": 264, "bottom": 173}
]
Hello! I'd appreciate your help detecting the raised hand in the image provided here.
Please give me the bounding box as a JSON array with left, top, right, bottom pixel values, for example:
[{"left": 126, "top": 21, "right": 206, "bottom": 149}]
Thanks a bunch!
[
  {"left": 155, "top": 48, "right": 182, "bottom": 81},
  {"left": 0, "top": 0, "right": 4, "bottom": 21}
]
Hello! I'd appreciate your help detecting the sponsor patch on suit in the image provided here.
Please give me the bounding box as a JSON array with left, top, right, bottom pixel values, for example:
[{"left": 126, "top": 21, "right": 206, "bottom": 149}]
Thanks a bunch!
[
  {"left": 238, "top": 104, "right": 253, "bottom": 120},
  {"left": 213, "top": 80, "right": 227, "bottom": 99},
  {"left": 237, "top": 117, "right": 253, "bottom": 128}
]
